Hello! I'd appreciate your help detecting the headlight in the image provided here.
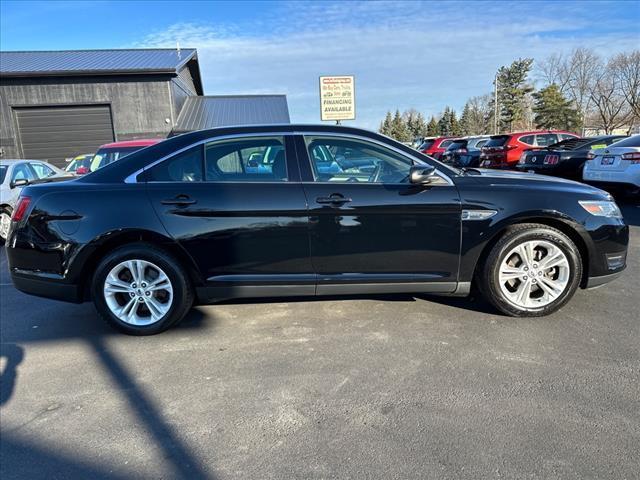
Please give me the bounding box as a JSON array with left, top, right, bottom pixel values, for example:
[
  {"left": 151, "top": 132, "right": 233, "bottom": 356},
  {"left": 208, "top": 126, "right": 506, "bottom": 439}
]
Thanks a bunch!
[{"left": 579, "top": 200, "right": 622, "bottom": 218}]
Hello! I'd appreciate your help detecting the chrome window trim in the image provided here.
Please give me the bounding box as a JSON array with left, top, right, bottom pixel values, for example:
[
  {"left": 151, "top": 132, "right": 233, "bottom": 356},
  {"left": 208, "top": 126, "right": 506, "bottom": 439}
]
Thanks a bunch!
[{"left": 124, "top": 130, "right": 455, "bottom": 186}]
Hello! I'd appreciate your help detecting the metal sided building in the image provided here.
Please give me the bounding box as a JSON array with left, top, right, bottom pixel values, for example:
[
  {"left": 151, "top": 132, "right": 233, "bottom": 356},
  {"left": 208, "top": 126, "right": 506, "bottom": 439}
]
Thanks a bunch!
[{"left": 0, "top": 49, "right": 203, "bottom": 166}]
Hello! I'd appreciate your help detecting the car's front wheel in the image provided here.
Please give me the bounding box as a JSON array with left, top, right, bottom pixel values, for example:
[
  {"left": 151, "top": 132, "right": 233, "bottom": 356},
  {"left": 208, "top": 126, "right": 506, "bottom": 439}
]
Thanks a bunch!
[
  {"left": 92, "top": 244, "right": 193, "bottom": 335},
  {"left": 481, "top": 224, "right": 582, "bottom": 317},
  {"left": 0, "top": 207, "right": 12, "bottom": 243}
]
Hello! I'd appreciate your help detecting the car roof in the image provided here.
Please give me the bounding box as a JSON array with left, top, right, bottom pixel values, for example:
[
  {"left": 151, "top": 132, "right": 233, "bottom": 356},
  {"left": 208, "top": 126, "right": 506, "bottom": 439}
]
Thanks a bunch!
[
  {"left": 99, "top": 139, "right": 162, "bottom": 149},
  {"left": 0, "top": 159, "right": 42, "bottom": 165}
]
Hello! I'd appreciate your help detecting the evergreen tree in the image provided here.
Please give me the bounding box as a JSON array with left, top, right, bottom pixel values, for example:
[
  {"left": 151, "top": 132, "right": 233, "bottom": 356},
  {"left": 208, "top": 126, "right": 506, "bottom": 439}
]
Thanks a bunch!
[
  {"left": 379, "top": 111, "right": 393, "bottom": 136},
  {"left": 403, "top": 109, "right": 428, "bottom": 140},
  {"left": 532, "top": 84, "right": 581, "bottom": 131},
  {"left": 450, "top": 110, "right": 462, "bottom": 136},
  {"left": 494, "top": 58, "right": 534, "bottom": 132},
  {"left": 390, "top": 109, "right": 410, "bottom": 142},
  {"left": 438, "top": 107, "right": 457, "bottom": 136},
  {"left": 427, "top": 116, "right": 439, "bottom": 136}
]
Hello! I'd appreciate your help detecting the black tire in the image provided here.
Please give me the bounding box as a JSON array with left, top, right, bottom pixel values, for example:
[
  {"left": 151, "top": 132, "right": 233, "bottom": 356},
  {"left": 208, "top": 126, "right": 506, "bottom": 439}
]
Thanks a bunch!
[
  {"left": 480, "top": 223, "right": 582, "bottom": 317},
  {"left": 0, "top": 206, "right": 13, "bottom": 245},
  {"left": 91, "top": 243, "right": 193, "bottom": 335}
]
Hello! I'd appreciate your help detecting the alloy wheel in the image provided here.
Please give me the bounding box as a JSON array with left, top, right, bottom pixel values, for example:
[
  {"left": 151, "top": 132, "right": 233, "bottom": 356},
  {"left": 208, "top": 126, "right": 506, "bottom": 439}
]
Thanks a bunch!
[
  {"left": 498, "top": 240, "right": 570, "bottom": 310},
  {"left": 103, "top": 259, "right": 173, "bottom": 326}
]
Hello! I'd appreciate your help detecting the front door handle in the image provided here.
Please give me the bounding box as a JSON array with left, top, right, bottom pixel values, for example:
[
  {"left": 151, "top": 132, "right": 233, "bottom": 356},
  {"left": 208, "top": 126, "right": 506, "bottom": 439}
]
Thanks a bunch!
[
  {"left": 316, "top": 194, "right": 352, "bottom": 206},
  {"left": 161, "top": 194, "right": 197, "bottom": 206}
]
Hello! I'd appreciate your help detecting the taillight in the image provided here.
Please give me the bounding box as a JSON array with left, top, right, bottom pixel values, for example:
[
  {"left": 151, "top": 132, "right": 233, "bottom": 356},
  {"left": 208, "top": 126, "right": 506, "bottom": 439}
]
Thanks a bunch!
[
  {"left": 621, "top": 152, "right": 640, "bottom": 164},
  {"left": 12, "top": 196, "right": 32, "bottom": 222},
  {"left": 518, "top": 153, "right": 527, "bottom": 164},
  {"left": 544, "top": 155, "right": 560, "bottom": 165}
]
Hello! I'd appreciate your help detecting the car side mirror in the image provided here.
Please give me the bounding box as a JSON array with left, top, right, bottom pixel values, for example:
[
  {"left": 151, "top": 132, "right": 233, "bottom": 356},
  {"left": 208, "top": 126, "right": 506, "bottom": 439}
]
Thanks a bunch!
[
  {"left": 409, "top": 165, "right": 437, "bottom": 184},
  {"left": 11, "top": 178, "right": 29, "bottom": 189}
]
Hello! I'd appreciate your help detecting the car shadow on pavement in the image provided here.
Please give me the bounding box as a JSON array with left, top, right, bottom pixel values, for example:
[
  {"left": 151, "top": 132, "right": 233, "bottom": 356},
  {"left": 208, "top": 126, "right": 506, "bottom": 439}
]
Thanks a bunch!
[
  {"left": 0, "top": 290, "right": 216, "bottom": 479},
  {"left": 0, "top": 343, "right": 24, "bottom": 405}
]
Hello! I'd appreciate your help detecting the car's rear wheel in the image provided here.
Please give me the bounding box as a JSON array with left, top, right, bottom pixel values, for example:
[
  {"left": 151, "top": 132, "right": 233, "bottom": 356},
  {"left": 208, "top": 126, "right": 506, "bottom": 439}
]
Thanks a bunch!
[
  {"left": 0, "top": 207, "right": 12, "bottom": 243},
  {"left": 481, "top": 224, "right": 582, "bottom": 317},
  {"left": 92, "top": 244, "right": 193, "bottom": 335}
]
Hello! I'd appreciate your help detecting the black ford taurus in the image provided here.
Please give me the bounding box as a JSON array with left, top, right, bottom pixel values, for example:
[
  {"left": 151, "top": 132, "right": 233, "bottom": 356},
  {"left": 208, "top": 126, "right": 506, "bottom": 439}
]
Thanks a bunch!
[{"left": 5, "top": 125, "right": 629, "bottom": 335}]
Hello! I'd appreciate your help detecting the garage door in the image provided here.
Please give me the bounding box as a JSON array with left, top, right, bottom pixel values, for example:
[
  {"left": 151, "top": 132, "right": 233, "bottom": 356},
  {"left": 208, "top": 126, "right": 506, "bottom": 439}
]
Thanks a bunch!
[{"left": 15, "top": 105, "right": 115, "bottom": 167}]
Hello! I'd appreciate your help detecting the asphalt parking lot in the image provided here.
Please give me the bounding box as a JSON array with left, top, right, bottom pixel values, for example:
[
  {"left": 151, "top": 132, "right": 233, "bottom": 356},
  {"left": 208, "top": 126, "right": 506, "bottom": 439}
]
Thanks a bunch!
[{"left": 1, "top": 201, "right": 639, "bottom": 479}]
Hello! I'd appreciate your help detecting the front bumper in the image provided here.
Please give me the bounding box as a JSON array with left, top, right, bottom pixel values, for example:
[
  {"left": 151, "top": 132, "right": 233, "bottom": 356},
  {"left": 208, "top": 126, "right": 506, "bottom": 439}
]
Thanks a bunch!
[{"left": 583, "top": 169, "right": 640, "bottom": 187}]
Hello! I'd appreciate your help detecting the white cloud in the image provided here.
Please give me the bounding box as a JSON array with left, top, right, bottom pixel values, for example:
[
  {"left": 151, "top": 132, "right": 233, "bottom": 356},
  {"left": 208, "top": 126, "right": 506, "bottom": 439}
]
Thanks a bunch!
[{"left": 135, "top": 1, "right": 640, "bottom": 129}]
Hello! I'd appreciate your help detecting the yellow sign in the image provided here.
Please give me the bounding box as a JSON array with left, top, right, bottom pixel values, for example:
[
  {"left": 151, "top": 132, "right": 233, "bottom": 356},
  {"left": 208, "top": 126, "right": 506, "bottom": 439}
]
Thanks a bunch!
[{"left": 319, "top": 75, "right": 355, "bottom": 121}]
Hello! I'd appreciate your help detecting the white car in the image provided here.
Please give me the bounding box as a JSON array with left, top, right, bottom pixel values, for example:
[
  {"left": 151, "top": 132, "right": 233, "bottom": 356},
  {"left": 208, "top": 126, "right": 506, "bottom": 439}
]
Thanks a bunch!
[
  {"left": 0, "top": 159, "right": 70, "bottom": 241},
  {"left": 583, "top": 135, "right": 640, "bottom": 195}
]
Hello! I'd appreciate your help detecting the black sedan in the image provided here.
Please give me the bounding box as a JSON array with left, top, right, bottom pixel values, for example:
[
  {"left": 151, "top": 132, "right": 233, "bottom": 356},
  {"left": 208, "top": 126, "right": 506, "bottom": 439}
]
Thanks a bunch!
[
  {"left": 5, "top": 125, "right": 629, "bottom": 335},
  {"left": 516, "top": 135, "right": 627, "bottom": 179}
]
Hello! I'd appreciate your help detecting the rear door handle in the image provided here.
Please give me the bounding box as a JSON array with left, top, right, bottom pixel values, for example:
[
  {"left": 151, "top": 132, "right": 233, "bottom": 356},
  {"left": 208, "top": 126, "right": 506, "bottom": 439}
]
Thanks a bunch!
[
  {"left": 316, "top": 194, "right": 352, "bottom": 206},
  {"left": 161, "top": 195, "right": 197, "bottom": 206}
]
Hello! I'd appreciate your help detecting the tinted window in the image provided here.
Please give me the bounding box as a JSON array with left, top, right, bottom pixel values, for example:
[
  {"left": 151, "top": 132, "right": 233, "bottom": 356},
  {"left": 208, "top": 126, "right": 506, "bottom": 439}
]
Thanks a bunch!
[
  {"left": 418, "top": 140, "right": 434, "bottom": 150},
  {"left": 519, "top": 135, "right": 535, "bottom": 145},
  {"left": 474, "top": 139, "right": 488, "bottom": 149},
  {"left": 305, "top": 136, "right": 412, "bottom": 184},
  {"left": 147, "top": 146, "right": 203, "bottom": 182},
  {"left": 30, "top": 162, "right": 55, "bottom": 179},
  {"left": 205, "top": 137, "right": 287, "bottom": 182},
  {"left": 447, "top": 140, "right": 467, "bottom": 151},
  {"left": 0, "top": 165, "right": 7, "bottom": 184},
  {"left": 485, "top": 136, "right": 509, "bottom": 147},
  {"left": 439, "top": 139, "right": 454, "bottom": 148},
  {"left": 560, "top": 134, "right": 577, "bottom": 141},
  {"left": 609, "top": 135, "right": 640, "bottom": 148}
]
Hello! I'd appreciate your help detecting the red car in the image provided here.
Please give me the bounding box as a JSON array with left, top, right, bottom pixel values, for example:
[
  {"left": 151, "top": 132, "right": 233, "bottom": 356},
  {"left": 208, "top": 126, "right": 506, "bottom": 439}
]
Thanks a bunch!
[
  {"left": 479, "top": 130, "right": 579, "bottom": 169},
  {"left": 418, "top": 136, "right": 459, "bottom": 160},
  {"left": 90, "top": 139, "right": 161, "bottom": 172}
]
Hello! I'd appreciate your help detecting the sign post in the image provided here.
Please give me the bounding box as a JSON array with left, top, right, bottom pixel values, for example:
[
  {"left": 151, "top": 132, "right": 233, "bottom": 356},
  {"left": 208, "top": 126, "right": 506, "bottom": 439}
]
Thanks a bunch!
[{"left": 319, "top": 75, "right": 355, "bottom": 124}]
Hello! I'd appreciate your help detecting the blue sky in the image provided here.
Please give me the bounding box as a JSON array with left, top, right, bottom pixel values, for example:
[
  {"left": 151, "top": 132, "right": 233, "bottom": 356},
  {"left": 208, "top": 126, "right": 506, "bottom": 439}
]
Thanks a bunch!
[{"left": 1, "top": 0, "right": 639, "bottom": 128}]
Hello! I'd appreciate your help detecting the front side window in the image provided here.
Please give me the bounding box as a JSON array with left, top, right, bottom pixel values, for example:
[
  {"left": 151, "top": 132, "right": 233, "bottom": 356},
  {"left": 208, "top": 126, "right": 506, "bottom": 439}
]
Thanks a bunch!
[
  {"left": 11, "top": 163, "right": 36, "bottom": 183},
  {"left": 305, "top": 136, "right": 413, "bottom": 184},
  {"left": 30, "top": 163, "right": 55, "bottom": 179},
  {"left": 205, "top": 137, "right": 287, "bottom": 182},
  {"left": 535, "top": 134, "right": 557, "bottom": 147},
  {"left": 146, "top": 146, "right": 203, "bottom": 182}
]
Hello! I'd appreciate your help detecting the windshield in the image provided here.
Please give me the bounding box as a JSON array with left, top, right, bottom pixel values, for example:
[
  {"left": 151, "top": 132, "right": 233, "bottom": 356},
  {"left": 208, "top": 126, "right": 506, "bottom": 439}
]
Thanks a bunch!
[
  {"left": 0, "top": 165, "right": 7, "bottom": 183},
  {"left": 66, "top": 156, "right": 93, "bottom": 172},
  {"left": 90, "top": 146, "right": 141, "bottom": 171}
]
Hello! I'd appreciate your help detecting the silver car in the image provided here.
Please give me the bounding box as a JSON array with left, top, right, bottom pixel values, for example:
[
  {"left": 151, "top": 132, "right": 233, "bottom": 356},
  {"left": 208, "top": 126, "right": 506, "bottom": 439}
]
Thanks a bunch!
[
  {"left": 0, "top": 159, "right": 69, "bottom": 241},
  {"left": 583, "top": 135, "right": 640, "bottom": 195}
]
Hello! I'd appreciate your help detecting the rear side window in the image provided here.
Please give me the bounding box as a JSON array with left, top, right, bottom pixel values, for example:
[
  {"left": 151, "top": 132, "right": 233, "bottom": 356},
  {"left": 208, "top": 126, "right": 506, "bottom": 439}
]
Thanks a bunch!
[
  {"left": 485, "top": 136, "right": 509, "bottom": 147},
  {"left": 560, "top": 134, "right": 577, "bottom": 141},
  {"left": 474, "top": 139, "right": 488, "bottom": 149},
  {"left": 418, "top": 140, "right": 434, "bottom": 150},
  {"left": 146, "top": 146, "right": 203, "bottom": 182},
  {"left": 447, "top": 140, "right": 467, "bottom": 150},
  {"left": 205, "top": 136, "right": 287, "bottom": 182},
  {"left": 519, "top": 135, "right": 535, "bottom": 145},
  {"left": 439, "top": 139, "right": 454, "bottom": 148},
  {"left": 609, "top": 135, "right": 640, "bottom": 148}
]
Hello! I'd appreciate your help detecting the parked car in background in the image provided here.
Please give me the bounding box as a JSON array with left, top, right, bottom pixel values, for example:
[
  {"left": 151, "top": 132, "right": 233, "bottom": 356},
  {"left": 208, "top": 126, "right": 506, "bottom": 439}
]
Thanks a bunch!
[
  {"left": 90, "top": 139, "right": 161, "bottom": 172},
  {"left": 65, "top": 154, "right": 94, "bottom": 175},
  {"left": 441, "top": 135, "right": 491, "bottom": 168},
  {"left": 516, "top": 135, "right": 627, "bottom": 180},
  {"left": 5, "top": 125, "right": 628, "bottom": 335},
  {"left": 418, "top": 136, "right": 459, "bottom": 160},
  {"left": 583, "top": 135, "right": 640, "bottom": 196},
  {"left": 480, "top": 131, "right": 580, "bottom": 169},
  {"left": 0, "top": 159, "right": 70, "bottom": 241}
]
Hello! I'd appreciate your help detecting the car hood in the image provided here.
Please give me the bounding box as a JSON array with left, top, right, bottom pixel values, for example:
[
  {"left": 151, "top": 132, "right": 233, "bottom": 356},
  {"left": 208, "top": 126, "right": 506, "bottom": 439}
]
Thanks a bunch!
[{"left": 465, "top": 168, "right": 609, "bottom": 195}]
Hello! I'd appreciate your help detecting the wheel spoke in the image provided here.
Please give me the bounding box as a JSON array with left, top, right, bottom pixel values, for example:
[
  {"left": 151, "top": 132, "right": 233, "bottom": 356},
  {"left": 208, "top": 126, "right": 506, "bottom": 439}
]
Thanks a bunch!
[
  {"left": 515, "top": 280, "right": 532, "bottom": 307},
  {"left": 538, "top": 276, "right": 563, "bottom": 298},
  {"left": 540, "top": 250, "right": 568, "bottom": 270},
  {"left": 500, "top": 265, "right": 525, "bottom": 281},
  {"left": 104, "top": 276, "right": 133, "bottom": 294},
  {"left": 144, "top": 296, "right": 165, "bottom": 320}
]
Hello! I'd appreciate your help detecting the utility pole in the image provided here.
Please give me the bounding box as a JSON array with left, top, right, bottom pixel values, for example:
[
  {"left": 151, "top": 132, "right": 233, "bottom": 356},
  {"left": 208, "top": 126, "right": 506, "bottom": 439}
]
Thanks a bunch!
[{"left": 493, "top": 72, "right": 499, "bottom": 135}]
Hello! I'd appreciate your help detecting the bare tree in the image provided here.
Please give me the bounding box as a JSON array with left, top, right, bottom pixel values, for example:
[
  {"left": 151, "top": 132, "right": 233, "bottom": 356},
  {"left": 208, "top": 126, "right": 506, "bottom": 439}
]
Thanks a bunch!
[
  {"left": 538, "top": 47, "right": 602, "bottom": 125},
  {"left": 611, "top": 50, "right": 640, "bottom": 122},
  {"left": 589, "top": 58, "right": 633, "bottom": 134}
]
